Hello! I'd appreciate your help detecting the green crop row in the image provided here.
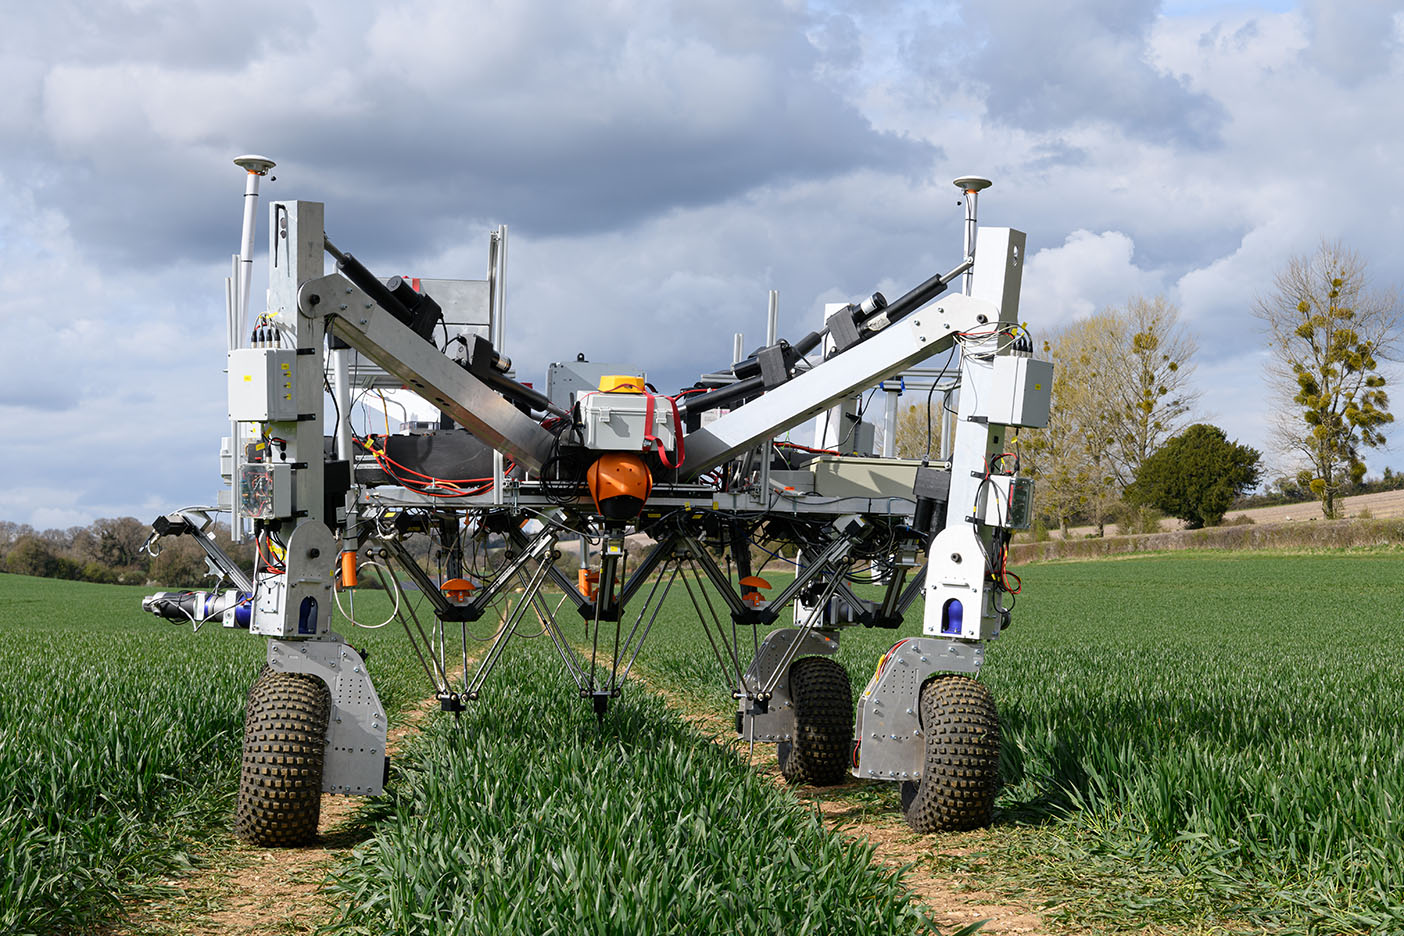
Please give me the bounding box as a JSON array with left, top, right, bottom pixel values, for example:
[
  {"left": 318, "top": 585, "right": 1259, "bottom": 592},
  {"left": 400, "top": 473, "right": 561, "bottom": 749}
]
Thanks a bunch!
[
  {"left": 0, "top": 573, "right": 427, "bottom": 936},
  {"left": 9, "top": 549, "right": 1401, "bottom": 935},
  {"left": 323, "top": 637, "right": 945, "bottom": 936},
  {"left": 628, "top": 553, "right": 1404, "bottom": 933}
]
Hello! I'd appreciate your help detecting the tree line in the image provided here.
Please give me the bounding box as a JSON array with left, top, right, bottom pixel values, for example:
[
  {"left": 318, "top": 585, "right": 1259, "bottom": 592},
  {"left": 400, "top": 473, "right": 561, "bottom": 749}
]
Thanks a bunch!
[
  {"left": 3, "top": 246, "right": 1396, "bottom": 582},
  {"left": 0, "top": 518, "right": 254, "bottom": 586},
  {"left": 894, "top": 241, "right": 1399, "bottom": 534}
]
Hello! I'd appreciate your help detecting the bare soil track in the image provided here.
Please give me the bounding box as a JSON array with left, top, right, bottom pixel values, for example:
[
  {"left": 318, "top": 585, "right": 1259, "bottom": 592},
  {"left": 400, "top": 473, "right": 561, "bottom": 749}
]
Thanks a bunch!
[
  {"left": 106, "top": 681, "right": 452, "bottom": 936},
  {"left": 111, "top": 659, "right": 1059, "bottom": 936},
  {"left": 637, "top": 673, "right": 1057, "bottom": 936}
]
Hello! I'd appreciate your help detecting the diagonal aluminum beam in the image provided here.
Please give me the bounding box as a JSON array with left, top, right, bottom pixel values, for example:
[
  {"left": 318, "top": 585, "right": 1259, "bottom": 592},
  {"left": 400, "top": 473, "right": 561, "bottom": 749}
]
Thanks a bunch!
[
  {"left": 680, "top": 293, "right": 998, "bottom": 478},
  {"left": 297, "top": 272, "right": 557, "bottom": 472}
]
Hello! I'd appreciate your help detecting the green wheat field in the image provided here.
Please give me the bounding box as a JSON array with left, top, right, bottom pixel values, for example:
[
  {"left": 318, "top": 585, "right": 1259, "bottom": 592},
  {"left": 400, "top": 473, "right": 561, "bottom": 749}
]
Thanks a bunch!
[{"left": 1, "top": 551, "right": 1401, "bottom": 935}]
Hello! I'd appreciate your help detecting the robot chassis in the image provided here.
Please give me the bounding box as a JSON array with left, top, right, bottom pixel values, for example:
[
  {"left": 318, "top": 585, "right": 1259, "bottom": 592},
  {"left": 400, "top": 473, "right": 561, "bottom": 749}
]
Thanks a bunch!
[{"left": 142, "top": 159, "right": 1053, "bottom": 844}]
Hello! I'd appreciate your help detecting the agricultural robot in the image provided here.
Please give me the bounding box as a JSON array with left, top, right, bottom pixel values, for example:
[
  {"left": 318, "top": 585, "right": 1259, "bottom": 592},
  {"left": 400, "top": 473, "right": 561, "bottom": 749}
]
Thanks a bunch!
[{"left": 142, "top": 156, "right": 1052, "bottom": 845}]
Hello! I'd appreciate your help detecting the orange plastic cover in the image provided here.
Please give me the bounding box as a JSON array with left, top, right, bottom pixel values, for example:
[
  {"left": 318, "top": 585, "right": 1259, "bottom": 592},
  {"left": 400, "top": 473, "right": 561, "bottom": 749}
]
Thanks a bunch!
[
  {"left": 340, "top": 552, "right": 358, "bottom": 588},
  {"left": 441, "top": 577, "right": 476, "bottom": 603},
  {"left": 586, "top": 453, "right": 653, "bottom": 516}
]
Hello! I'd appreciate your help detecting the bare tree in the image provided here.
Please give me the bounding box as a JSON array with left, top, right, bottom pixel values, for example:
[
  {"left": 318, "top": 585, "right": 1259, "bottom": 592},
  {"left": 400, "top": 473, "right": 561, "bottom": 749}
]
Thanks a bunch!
[
  {"left": 1255, "top": 242, "right": 1399, "bottom": 518},
  {"left": 1023, "top": 299, "right": 1197, "bottom": 535},
  {"left": 1021, "top": 378, "right": 1096, "bottom": 536},
  {"left": 1103, "top": 296, "right": 1199, "bottom": 486},
  {"left": 893, "top": 401, "right": 947, "bottom": 460},
  {"left": 1025, "top": 316, "right": 1121, "bottom": 535}
]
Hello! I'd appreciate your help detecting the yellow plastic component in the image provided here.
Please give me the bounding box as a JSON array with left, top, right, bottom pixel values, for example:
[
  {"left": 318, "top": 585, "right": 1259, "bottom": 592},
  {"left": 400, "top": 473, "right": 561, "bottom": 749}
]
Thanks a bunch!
[{"left": 598, "top": 375, "right": 646, "bottom": 393}]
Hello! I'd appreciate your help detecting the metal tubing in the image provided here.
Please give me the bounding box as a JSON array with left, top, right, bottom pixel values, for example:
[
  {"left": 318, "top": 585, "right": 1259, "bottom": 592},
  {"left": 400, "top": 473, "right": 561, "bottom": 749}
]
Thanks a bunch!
[
  {"left": 618, "top": 565, "right": 681, "bottom": 683},
  {"left": 369, "top": 563, "right": 442, "bottom": 691},
  {"left": 879, "top": 260, "right": 969, "bottom": 326},
  {"left": 331, "top": 348, "right": 353, "bottom": 460},
  {"left": 896, "top": 565, "right": 927, "bottom": 616},
  {"left": 882, "top": 387, "right": 899, "bottom": 458},
  {"left": 679, "top": 537, "right": 751, "bottom": 617},
  {"left": 674, "top": 374, "right": 764, "bottom": 418},
  {"left": 766, "top": 291, "right": 779, "bottom": 345},
  {"left": 466, "top": 557, "right": 553, "bottom": 698},
  {"left": 523, "top": 580, "right": 590, "bottom": 691},
  {"left": 508, "top": 525, "right": 591, "bottom": 612},
  {"left": 679, "top": 559, "right": 747, "bottom": 689},
  {"left": 957, "top": 181, "right": 990, "bottom": 297},
  {"left": 757, "top": 535, "right": 852, "bottom": 611},
  {"left": 178, "top": 513, "right": 254, "bottom": 593},
  {"left": 758, "top": 571, "right": 845, "bottom": 697},
  {"left": 236, "top": 171, "right": 264, "bottom": 343},
  {"left": 467, "top": 528, "right": 557, "bottom": 614},
  {"left": 878, "top": 567, "right": 908, "bottom": 620},
  {"left": 379, "top": 537, "right": 458, "bottom": 620},
  {"left": 615, "top": 531, "right": 682, "bottom": 608}
]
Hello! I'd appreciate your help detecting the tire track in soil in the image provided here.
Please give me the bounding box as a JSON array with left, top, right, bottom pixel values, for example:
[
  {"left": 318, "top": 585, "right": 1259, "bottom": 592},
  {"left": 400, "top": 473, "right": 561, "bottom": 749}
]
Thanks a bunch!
[
  {"left": 113, "top": 630, "right": 1046, "bottom": 935},
  {"left": 624, "top": 668, "right": 1056, "bottom": 936},
  {"left": 106, "top": 667, "right": 466, "bottom": 936}
]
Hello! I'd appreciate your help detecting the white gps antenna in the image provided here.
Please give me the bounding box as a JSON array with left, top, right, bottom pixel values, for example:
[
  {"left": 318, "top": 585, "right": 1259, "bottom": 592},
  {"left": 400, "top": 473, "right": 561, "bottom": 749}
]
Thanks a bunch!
[
  {"left": 233, "top": 155, "right": 276, "bottom": 345},
  {"left": 953, "top": 176, "right": 991, "bottom": 296}
]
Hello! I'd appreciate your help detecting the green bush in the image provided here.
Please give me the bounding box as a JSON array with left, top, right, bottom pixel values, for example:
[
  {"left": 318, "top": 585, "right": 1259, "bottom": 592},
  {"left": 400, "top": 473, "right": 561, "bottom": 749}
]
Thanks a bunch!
[{"left": 1127, "top": 424, "right": 1262, "bottom": 528}]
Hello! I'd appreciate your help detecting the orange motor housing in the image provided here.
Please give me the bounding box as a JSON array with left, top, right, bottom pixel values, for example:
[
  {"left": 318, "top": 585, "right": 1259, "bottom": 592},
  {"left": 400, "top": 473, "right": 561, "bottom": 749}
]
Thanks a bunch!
[{"left": 586, "top": 453, "right": 653, "bottom": 520}]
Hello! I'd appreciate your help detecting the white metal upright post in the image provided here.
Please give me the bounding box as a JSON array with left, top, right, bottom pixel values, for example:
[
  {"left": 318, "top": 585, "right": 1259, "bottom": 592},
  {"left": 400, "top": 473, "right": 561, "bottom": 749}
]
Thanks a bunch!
[{"left": 490, "top": 226, "right": 508, "bottom": 506}]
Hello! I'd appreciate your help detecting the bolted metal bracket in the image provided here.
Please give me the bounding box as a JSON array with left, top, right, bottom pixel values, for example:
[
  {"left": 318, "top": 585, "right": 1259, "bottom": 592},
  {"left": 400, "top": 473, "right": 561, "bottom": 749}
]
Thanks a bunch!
[
  {"left": 852, "top": 637, "right": 982, "bottom": 782},
  {"left": 268, "top": 634, "right": 387, "bottom": 795},
  {"left": 736, "top": 627, "right": 841, "bottom": 743}
]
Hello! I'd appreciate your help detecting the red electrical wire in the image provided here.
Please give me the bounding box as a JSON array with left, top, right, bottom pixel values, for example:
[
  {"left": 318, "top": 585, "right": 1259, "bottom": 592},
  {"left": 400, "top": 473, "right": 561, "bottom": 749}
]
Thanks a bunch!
[
  {"left": 255, "top": 533, "right": 285, "bottom": 574},
  {"left": 775, "top": 441, "right": 842, "bottom": 455},
  {"left": 356, "top": 435, "right": 508, "bottom": 497}
]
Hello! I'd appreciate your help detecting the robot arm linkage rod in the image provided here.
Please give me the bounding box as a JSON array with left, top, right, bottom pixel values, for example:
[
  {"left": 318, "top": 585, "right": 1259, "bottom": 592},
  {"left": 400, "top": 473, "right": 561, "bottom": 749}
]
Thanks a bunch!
[{"left": 681, "top": 292, "right": 999, "bottom": 478}]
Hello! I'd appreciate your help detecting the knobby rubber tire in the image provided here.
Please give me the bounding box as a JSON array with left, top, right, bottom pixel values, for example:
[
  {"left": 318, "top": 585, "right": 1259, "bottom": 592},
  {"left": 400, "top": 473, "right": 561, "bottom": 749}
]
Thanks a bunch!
[
  {"left": 234, "top": 671, "right": 331, "bottom": 846},
  {"left": 901, "top": 675, "right": 1000, "bottom": 833},
  {"left": 242, "top": 664, "right": 273, "bottom": 730},
  {"left": 777, "top": 656, "right": 853, "bottom": 786}
]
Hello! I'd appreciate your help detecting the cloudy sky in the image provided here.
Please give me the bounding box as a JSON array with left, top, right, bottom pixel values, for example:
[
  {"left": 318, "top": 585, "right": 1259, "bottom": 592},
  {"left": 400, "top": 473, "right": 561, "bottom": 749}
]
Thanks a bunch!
[{"left": 1, "top": 0, "right": 1401, "bottom": 529}]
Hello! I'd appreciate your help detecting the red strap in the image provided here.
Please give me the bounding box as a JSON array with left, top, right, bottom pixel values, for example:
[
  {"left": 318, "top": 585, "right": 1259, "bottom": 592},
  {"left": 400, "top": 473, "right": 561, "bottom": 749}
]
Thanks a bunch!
[{"left": 643, "top": 392, "right": 684, "bottom": 469}]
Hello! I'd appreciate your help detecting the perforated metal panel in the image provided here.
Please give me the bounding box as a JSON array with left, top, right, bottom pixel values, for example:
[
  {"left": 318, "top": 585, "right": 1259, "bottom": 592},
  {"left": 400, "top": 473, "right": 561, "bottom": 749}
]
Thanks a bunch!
[
  {"left": 852, "top": 638, "right": 982, "bottom": 781},
  {"left": 269, "top": 637, "right": 387, "bottom": 795},
  {"left": 737, "top": 628, "right": 840, "bottom": 743}
]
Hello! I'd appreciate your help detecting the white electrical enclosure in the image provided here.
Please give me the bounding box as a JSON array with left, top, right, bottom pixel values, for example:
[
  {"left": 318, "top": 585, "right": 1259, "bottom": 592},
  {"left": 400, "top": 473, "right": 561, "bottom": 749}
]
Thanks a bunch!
[
  {"left": 579, "top": 392, "right": 678, "bottom": 454},
  {"left": 985, "top": 357, "right": 1053, "bottom": 428},
  {"left": 228, "top": 348, "right": 299, "bottom": 421}
]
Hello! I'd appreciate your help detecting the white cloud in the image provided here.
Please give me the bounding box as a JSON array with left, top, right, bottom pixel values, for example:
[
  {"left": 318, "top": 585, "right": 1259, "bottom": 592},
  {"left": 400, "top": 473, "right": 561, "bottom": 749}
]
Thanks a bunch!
[
  {"left": 1023, "top": 230, "right": 1167, "bottom": 326},
  {"left": 3, "top": 0, "right": 1404, "bottom": 529}
]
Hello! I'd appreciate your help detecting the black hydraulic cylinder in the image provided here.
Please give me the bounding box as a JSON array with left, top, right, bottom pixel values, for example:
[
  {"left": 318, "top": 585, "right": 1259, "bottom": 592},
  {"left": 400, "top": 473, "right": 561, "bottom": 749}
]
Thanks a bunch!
[
  {"left": 334, "top": 253, "right": 415, "bottom": 327},
  {"left": 881, "top": 270, "right": 952, "bottom": 325},
  {"left": 792, "top": 328, "right": 826, "bottom": 358},
  {"left": 675, "top": 374, "right": 765, "bottom": 418},
  {"left": 465, "top": 336, "right": 565, "bottom": 417},
  {"left": 324, "top": 239, "right": 441, "bottom": 343},
  {"left": 386, "top": 276, "right": 444, "bottom": 342}
]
